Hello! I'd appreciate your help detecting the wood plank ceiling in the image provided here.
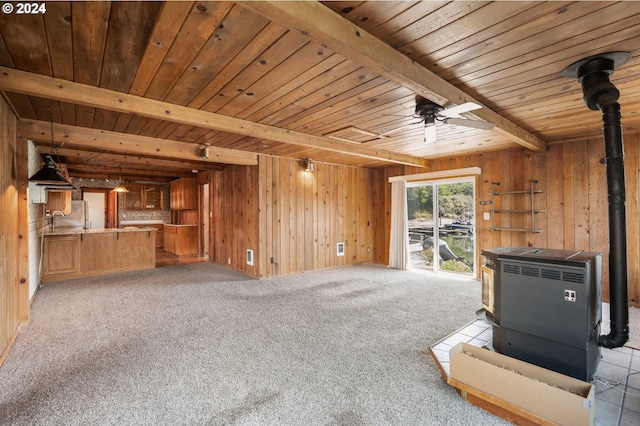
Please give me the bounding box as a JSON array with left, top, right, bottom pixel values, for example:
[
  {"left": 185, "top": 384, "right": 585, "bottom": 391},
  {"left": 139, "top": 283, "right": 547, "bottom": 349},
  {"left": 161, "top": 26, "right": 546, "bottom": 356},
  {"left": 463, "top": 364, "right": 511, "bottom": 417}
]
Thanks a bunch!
[{"left": 0, "top": 1, "right": 639, "bottom": 181}]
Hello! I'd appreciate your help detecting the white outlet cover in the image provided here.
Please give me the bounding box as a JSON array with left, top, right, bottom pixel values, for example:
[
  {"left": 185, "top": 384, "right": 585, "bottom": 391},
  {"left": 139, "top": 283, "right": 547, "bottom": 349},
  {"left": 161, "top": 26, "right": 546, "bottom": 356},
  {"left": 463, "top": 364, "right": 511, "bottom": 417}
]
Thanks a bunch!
[{"left": 337, "top": 242, "right": 345, "bottom": 256}]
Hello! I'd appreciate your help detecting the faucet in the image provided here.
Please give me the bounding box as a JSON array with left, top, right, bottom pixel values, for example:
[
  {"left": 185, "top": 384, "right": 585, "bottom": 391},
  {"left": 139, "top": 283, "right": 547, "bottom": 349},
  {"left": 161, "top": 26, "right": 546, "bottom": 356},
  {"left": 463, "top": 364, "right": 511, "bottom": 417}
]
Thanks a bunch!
[{"left": 51, "top": 210, "right": 65, "bottom": 229}]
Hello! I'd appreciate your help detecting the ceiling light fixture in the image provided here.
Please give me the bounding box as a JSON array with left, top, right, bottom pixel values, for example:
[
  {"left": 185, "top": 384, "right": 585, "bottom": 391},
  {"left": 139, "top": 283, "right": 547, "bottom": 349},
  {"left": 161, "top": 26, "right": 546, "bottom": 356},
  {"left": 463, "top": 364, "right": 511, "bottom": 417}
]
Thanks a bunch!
[
  {"left": 112, "top": 183, "right": 129, "bottom": 193},
  {"left": 111, "top": 167, "right": 129, "bottom": 193},
  {"left": 28, "top": 154, "right": 76, "bottom": 189},
  {"left": 27, "top": 114, "right": 76, "bottom": 190}
]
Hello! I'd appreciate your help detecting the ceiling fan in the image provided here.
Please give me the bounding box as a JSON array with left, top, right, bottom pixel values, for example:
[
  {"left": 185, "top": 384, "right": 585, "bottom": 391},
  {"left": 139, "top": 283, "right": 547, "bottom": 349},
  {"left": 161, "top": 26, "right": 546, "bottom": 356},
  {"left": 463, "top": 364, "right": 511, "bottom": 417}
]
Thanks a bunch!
[{"left": 380, "top": 95, "right": 495, "bottom": 143}]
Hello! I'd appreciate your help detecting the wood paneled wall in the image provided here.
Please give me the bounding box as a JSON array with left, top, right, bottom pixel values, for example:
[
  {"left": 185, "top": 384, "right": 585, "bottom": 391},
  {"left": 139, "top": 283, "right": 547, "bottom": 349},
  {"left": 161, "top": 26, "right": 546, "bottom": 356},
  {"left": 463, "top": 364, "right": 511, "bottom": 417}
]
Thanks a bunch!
[
  {"left": 0, "top": 96, "right": 28, "bottom": 364},
  {"left": 373, "top": 133, "right": 640, "bottom": 308},
  {"left": 257, "top": 156, "right": 375, "bottom": 278},
  {"left": 211, "top": 165, "right": 260, "bottom": 277},
  {"left": 210, "top": 157, "right": 375, "bottom": 279}
]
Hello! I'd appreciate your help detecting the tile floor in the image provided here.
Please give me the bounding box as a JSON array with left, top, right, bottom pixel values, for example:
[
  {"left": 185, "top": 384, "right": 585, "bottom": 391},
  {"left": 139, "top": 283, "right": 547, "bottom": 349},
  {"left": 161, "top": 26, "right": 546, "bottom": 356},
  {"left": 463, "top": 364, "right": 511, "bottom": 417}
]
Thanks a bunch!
[{"left": 430, "top": 320, "right": 640, "bottom": 426}]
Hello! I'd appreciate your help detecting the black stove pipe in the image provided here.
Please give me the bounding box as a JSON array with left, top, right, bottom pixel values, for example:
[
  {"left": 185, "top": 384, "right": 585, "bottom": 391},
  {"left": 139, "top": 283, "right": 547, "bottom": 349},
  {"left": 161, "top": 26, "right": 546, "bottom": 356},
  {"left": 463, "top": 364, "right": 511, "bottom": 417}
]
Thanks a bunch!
[{"left": 570, "top": 53, "right": 630, "bottom": 348}]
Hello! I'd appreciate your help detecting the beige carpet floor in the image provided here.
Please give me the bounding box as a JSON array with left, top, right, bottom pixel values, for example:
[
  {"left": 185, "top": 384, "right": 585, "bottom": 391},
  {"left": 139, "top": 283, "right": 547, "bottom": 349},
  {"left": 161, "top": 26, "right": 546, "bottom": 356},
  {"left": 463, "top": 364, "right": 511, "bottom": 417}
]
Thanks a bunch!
[
  {"left": 0, "top": 263, "right": 510, "bottom": 426},
  {"left": 1, "top": 263, "right": 637, "bottom": 425}
]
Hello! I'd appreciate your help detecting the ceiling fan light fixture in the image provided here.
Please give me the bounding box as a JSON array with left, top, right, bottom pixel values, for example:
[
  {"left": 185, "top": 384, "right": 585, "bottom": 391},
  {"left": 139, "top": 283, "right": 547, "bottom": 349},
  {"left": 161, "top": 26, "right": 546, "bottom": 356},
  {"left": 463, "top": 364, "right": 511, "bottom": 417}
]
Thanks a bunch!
[
  {"left": 424, "top": 125, "right": 437, "bottom": 144},
  {"left": 424, "top": 115, "right": 436, "bottom": 126}
]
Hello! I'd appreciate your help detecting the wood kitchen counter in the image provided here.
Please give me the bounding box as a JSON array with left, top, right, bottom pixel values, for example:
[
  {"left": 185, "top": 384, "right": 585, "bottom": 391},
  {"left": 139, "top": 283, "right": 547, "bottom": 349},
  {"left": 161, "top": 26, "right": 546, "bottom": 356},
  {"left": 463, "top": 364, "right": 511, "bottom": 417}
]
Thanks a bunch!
[{"left": 42, "top": 228, "right": 156, "bottom": 283}]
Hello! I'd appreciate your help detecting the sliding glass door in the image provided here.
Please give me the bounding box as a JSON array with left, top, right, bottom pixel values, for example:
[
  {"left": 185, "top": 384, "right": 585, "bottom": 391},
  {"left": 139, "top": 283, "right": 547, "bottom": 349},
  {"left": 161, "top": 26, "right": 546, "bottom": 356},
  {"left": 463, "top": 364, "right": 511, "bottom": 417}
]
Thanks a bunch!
[{"left": 407, "top": 178, "right": 475, "bottom": 276}]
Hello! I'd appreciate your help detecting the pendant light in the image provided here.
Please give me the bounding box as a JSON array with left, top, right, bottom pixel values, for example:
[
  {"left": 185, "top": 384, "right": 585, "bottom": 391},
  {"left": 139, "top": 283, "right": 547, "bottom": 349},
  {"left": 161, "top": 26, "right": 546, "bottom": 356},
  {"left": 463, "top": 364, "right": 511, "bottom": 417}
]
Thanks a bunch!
[
  {"left": 27, "top": 113, "right": 76, "bottom": 190},
  {"left": 112, "top": 167, "right": 129, "bottom": 193}
]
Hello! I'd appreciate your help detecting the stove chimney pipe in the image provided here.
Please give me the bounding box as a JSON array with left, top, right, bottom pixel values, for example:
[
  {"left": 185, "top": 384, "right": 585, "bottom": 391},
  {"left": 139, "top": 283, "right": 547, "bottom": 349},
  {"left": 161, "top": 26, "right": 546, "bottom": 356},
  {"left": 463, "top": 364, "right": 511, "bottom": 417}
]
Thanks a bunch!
[{"left": 563, "top": 52, "right": 631, "bottom": 349}]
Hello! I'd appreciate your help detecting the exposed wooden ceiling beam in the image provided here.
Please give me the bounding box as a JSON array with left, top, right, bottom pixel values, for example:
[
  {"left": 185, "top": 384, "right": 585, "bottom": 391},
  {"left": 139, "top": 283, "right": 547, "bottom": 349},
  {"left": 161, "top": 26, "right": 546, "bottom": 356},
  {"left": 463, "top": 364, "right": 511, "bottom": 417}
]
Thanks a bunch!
[
  {"left": 51, "top": 162, "right": 196, "bottom": 180},
  {"left": 240, "top": 1, "right": 546, "bottom": 153},
  {"left": 1, "top": 67, "right": 428, "bottom": 168},
  {"left": 31, "top": 145, "right": 220, "bottom": 175},
  {"left": 20, "top": 119, "right": 258, "bottom": 166},
  {"left": 64, "top": 171, "right": 174, "bottom": 183}
]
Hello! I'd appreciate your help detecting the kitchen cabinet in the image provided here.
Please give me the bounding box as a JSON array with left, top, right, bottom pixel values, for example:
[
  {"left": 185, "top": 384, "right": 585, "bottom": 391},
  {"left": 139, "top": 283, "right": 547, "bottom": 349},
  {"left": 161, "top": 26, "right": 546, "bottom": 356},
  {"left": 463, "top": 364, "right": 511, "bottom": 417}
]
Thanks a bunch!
[
  {"left": 42, "top": 235, "right": 81, "bottom": 276},
  {"left": 151, "top": 224, "right": 164, "bottom": 248},
  {"left": 45, "top": 190, "right": 72, "bottom": 215},
  {"left": 123, "top": 184, "right": 164, "bottom": 210},
  {"left": 164, "top": 224, "right": 198, "bottom": 256},
  {"left": 170, "top": 178, "right": 197, "bottom": 210},
  {"left": 42, "top": 228, "right": 156, "bottom": 283},
  {"left": 125, "top": 224, "right": 164, "bottom": 248},
  {"left": 80, "top": 232, "right": 117, "bottom": 272}
]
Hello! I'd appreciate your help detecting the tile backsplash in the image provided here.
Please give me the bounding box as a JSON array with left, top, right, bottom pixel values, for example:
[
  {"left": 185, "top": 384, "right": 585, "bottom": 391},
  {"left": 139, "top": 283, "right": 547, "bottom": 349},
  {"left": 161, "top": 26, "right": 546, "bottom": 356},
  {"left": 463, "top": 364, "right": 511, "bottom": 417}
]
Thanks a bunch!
[{"left": 72, "top": 178, "right": 171, "bottom": 225}]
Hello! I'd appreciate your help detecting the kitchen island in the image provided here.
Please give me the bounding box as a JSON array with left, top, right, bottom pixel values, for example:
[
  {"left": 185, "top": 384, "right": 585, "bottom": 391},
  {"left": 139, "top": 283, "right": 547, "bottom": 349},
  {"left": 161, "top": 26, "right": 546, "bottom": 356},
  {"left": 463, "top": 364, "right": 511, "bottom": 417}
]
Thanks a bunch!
[{"left": 42, "top": 227, "right": 156, "bottom": 283}]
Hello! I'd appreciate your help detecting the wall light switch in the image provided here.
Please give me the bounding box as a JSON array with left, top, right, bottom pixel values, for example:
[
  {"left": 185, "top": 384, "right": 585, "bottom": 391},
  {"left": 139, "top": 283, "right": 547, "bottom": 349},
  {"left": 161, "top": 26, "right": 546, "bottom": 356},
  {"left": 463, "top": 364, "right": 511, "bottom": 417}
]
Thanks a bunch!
[{"left": 483, "top": 212, "right": 491, "bottom": 220}]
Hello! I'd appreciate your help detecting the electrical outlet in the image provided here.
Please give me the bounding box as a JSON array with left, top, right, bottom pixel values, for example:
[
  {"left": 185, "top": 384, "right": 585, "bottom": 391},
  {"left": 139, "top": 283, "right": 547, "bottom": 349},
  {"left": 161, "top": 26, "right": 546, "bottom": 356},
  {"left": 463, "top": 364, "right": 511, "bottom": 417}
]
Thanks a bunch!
[
  {"left": 483, "top": 212, "right": 490, "bottom": 220},
  {"left": 227, "top": 258, "right": 231, "bottom": 265},
  {"left": 246, "top": 249, "right": 254, "bottom": 266},
  {"left": 337, "top": 242, "right": 345, "bottom": 256}
]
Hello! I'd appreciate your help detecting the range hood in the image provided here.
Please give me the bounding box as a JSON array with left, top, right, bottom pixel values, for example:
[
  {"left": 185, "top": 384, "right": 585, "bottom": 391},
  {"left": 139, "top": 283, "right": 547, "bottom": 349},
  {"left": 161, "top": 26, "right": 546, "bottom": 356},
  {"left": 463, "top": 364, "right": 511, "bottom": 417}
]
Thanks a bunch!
[{"left": 28, "top": 154, "right": 76, "bottom": 190}]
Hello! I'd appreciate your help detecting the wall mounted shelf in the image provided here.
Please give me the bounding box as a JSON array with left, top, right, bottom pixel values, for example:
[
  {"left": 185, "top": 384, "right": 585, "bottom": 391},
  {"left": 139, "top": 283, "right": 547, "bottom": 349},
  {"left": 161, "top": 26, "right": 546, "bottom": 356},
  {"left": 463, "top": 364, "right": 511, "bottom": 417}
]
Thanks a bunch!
[{"left": 489, "top": 180, "right": 544, "bottom": 233}]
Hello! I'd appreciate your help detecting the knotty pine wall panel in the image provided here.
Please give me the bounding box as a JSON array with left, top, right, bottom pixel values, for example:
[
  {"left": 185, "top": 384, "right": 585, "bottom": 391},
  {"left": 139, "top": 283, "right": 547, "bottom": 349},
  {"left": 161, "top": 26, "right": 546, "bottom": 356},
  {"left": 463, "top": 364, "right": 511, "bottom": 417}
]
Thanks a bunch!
[
  {"left": 625, "top": 135, "right": 640, "bottom": 308},
  {"left": 211, "top": 165, "right": 260, "bottom": 277},
  {"left": 0, "top": 96, "right": 23, "bottom": 364},
  {"left": 374, "top": 134, "right": 640, "bottom": 308},
  {"left": 258, "top": 156, "right": 375, "bottom": 278}
]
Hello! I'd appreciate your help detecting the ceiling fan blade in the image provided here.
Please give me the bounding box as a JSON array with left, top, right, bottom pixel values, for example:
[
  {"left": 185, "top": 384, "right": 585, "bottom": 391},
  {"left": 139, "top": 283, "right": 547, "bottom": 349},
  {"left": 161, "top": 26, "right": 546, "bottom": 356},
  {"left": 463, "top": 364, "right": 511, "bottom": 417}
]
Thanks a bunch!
[
  {"left": 441, "top": 102, "right": 481, "bottom": 117},
  {"left": 424, "top": 125, "right": 437, "bottom": 143},
  {"left": 444, "top": 117, "right": 496, "bottom": 130}
]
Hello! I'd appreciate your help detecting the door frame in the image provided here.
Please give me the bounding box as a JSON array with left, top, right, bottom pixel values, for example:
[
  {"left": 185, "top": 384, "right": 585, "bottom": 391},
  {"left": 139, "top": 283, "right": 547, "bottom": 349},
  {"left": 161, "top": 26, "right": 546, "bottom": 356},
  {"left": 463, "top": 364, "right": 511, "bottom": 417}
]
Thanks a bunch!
[
  {"left": 81, "top": 188, "right": 116, "bottom": 228},
  {"left": 390, "top": 167, "right": 481, "bottom": 277},
  {"left": 406, "top": 177, "right": 477, "bottom": 276},
  {"left": 389, "top": 167, "right": 481, "bottom": 277}
]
